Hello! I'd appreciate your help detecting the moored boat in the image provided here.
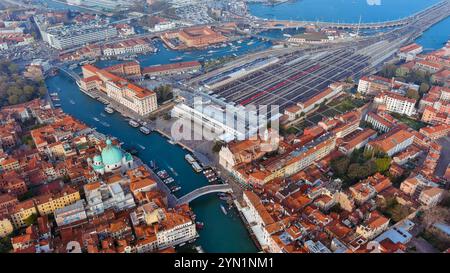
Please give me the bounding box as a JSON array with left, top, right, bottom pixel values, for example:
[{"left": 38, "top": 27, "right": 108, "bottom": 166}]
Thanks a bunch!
[
  {"left": 139, "top": 126, "right": 151, "bottom": 134},
  {"left": 220, "top": 204, "right": 227, "bottom": 215},
  {"left": 192, "top": 162, "right": 202, "bottom": 173},
  {"left": 129, "top": 119, "right": 139, "bottom": 128},
  {"left": 104, "top": 106, "right": 114, "bottom": 114}
]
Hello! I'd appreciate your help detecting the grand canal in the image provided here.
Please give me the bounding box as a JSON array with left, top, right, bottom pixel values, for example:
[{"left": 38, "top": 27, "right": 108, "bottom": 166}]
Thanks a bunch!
[{"left": 44, "top": 0, "right": 449, "bottom": 253}]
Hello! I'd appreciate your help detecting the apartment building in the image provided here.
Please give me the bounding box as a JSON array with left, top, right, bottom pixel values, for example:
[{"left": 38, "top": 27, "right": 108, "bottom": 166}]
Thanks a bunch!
[
  {"left": 357, "top": 75, "right": 392, "bottom": 95},
  {"left": 375, "top": 92, "right": 416, "bottom": 116},
  {"left": 9, "top": 200, "right": 38, "bottom": 228},
  {"left": 34, "top": 186, "right": 81, "bottom": 216},
  {"left": 366, "top": 128, "right": 414, "bottom": 157},
  {"left": 365, "top": 112, "right": 395, "bottom": 133},
  {"left": 81, "top": 64, "right": 158, "bottom": 116}
]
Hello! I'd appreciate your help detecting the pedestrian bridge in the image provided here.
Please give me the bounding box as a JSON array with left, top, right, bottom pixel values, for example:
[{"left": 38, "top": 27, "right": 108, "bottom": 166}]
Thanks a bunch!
[
  {"left": 176, "top": 184, "right": 233, "bottom": 205},
  {"left": 52, "top": 65, "right": 81, "bottom": 82}
]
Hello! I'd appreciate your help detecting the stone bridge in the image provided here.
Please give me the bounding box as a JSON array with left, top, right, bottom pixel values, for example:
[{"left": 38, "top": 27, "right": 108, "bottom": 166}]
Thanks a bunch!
[
  {"left": 255, "top": 18, "right": 410, "bottom": 30},
  {"left": 252, "top": 0, "right": 448, "bottom": 30},
  {"left": 53, "top": 65, "right": 81, "bottom": 82},
  {"left": 176, "top": 184, "right": 233, "bottom": 205}
]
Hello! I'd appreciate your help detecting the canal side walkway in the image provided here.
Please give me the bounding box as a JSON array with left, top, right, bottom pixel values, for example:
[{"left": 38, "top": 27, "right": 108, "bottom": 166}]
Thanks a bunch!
[{"left": 234, "top": 200, "right": 265, "bottom": 252}]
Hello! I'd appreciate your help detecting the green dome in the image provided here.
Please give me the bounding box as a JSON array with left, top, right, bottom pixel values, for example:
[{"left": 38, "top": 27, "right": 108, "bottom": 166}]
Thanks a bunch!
[
  {"left": 93, "top": 155, "right": 103, "bottom": 163},
  {"left": 101, "top": 139, "right": 123, "bottom": 166}
]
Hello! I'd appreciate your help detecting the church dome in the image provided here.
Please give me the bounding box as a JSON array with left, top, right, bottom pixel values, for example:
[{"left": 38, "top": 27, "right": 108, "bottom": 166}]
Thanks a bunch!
[
  {"left": 101, "top": 139, "right": 123, "bottom": 166},
  {"left": 93, "top": 155, "right": 103, "bottom": 163}
]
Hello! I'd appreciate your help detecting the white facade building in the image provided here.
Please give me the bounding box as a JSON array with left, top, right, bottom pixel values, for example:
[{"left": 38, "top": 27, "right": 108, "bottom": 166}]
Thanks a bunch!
[
  {"left": 54, "top": 200, "right": 87, "bottom": 226},
  {"left": 375, "top": 92, "right": 416, "bottom": 116},
  {"left": 84, "top": 180, "right": 136, "bottom": 217}
]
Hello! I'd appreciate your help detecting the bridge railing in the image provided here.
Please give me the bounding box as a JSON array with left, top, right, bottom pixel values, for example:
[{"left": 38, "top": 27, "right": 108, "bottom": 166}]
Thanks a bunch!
[{"left": 176, "top": 184, "right": 233, "bottom": 205}]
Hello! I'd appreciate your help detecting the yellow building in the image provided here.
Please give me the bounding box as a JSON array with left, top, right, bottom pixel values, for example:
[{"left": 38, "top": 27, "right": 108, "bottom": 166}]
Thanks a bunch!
[
  {"left": 0, "top": 217, "right": 14, "bottom": 238},
  {"left": 34, "top": 186, "right": 81, "bottom": 216},
  {"left": 9, "top": 200, "right": 38, "bottom": 228}
]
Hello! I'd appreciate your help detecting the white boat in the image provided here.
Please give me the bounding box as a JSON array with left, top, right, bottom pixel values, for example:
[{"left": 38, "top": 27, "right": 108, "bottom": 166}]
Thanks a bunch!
[
  {"left": 168, "top": 166, "right": 178, "bottom": 176},
  {"left": 93, "top": 117, "right": 100, "bottom": 122},
  {"left": 283, "top": 33, "right": 292, "bottom": 38},
  {"left": 195, "top": 246, "right": 204, "bottom": 253},
  {"left": 101, "top": 121, "right": 110, "bottom": 127},
  {"left": 69, "top": 99, "right": 75, "bottom": 105},
  {"left": 220, "top": 204, "right": 227, "bottom": 215},
  {"left": 164, "top": 177, "right": 174, "bottom": 184},
  {"left": 247, "top": 40, "right": 255, "bottom": 45},
  {"left": 50, "top": 92, "right": 58, "bottom": 96},
  {"left": 157, "top": 170, "right": 169, "bottom": 179},
  {"left": 139, "top": 126, "right": 151, "bottom": 134},
  {"left": 168, "top": 139, "right": 176, "bottom": 145},
  {"left": 138, "top": 144, "right": 146, "bottom": 150},
  {"left": 192, "top": 162, "right": 202, "bottom": 173},
  {"left": 105, "top": 106, "right": 114, "bottom": 114},
  {"left": 169, "top": 56, "right": 183, "bottom": 62},
  {"left": 54, "top": 104, "right": 61, "bottom": 107},
  {"left": 129, "top": 120, "right": 139, "bottom": 128},
  {"left": 185, "top": 154, "right": 196, "bottom": 164}
]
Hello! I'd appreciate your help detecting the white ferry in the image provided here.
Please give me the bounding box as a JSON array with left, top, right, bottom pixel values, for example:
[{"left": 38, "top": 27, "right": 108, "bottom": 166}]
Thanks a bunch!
[
  {"left": 104, "top": 106, "right": 114, "bottom": 114},
  {"left": 139, "top": 126, "right": 151, "bottom": 135},
  {"left": 129, "top": 120, "right": 140, "bottom": 128}
]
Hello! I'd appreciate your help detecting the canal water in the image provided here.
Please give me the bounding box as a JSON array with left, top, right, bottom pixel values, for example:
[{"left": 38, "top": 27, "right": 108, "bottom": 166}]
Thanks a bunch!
[
  {"left": 43, "top": 0, "right": 448, "bottom": 253},
  {"left": 248, "top": 0, "right": 441, "bottom": 23}
]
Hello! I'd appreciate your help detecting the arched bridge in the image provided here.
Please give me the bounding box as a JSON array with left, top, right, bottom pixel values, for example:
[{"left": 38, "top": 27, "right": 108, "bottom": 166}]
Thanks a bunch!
[
  {"left": 176, "top": 184, "right": 233, "bottom": 205},
  {"left": 52, "top": 65, "right": 81, "bottom": 82}
]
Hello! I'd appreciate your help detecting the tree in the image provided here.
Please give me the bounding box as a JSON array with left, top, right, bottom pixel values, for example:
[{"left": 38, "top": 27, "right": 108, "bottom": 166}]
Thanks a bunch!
[
  {"left": 0, "top": 236, "right": 13, "bottom": 253},
  {"left": 7, "top": 63, "right": 18, "bottom": 74},
  {"left": 8, "top": 94, "right": 19, "bottom": 105},
  {"left": 24, "top": 213, "right": 38, "bottom": 226},
  {"left": 331, "top": 156, "right": 350, "bottom": 176},
  {"left": 347, "top": 161, "right": 375, "bottom": 180},
  {"left": 212, "top": 141, "right": 225, "bottom": 153},
  {"left": 419, "top": 82, "right": 430, "bottom": 94},
  {"left": 406, "top": 89, "right": 420, "bottom": 100},
  {"left": 374, "top": 157, "right": 392, "bottom": 173},
  {"left": 379, "top": 64, "right": 397, "bottom": 78}
]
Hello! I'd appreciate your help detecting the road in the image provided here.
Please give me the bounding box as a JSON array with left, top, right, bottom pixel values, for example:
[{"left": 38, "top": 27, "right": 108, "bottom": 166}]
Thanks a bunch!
[{"left": 436, "top": 137, "right": 450, "bottom": 179}]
